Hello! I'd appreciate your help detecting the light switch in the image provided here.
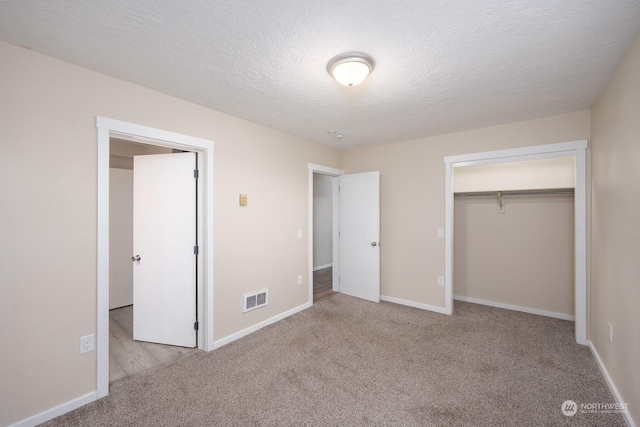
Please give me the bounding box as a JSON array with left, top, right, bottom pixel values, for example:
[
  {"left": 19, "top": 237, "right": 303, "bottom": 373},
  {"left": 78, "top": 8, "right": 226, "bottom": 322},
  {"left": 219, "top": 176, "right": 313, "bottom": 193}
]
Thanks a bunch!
[
  {"left": 239, "top": 194, "right": 247, "bottom": 206},
  {"left": 437, "top": 228, "right": 444, "bottom": 238},
  {"left": 297, "top": 229, "right": 303, "bottom": 239}
]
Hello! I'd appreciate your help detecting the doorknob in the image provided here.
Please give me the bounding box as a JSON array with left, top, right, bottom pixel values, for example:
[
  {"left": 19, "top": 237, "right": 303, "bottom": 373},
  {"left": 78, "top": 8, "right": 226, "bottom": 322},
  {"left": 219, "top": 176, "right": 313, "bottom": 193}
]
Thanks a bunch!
[
  {"left": 131, "top": 255, "right": 141, "bottom": 262},
  {"left": 371, "top": 242, "right": 378, "bottom": 247}
]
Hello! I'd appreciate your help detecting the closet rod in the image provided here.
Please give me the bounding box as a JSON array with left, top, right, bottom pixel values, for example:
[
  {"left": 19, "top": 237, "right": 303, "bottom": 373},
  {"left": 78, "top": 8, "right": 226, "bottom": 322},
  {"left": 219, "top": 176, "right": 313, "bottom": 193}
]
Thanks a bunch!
[{"left": 454, "top": 188, "right": 574, "bottom": 198}]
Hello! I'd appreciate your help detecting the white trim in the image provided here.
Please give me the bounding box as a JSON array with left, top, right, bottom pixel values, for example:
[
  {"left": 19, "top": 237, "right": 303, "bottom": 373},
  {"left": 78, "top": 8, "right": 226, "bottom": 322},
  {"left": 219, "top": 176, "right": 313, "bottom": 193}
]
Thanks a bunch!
[
  {"left": 9, "top": 392, "right": 97, "bottom": 427},
  {"left": 454, "top": 295, "right": 575, "bottom": 321},
  {"left": 313, "top": 263, "right": 333, "bottom": 271},
  {"left": 588, "top": 341, "right": 636, "bottom": 427},
  {"left": 213, "top": 302, "right": 311, "bottom": 348},
  {"left": 308, "top": 164, "right": 344, "bottom": 304},
  {"left": 98, "top": 117, "right": 214, "bottom": 147},
  {"left": 450, "top": 150, "right": 579, "bottom": 168},
  {"left": 96, "top": 116, "right": 215, "bottom": 403},
  {"left": 380, "top": 295, "right": 449, "bottom": 315},
  {"left": 444, "top": 140, "right": 588, "bottom": 164},
  {"left": 96, "top": 127, "right": 110, "bottom": 398},
  {"left": 331, "top": 177, "right": 341, "bottom": 292},
  {"left": 444, "top": 140, "right": 588, "bottom": 345},
  {"left": 308, "top": 163, "right": 344, "bottom": 176},
  {"left": 444, "top": 161, "right": 454, "bottom": 315},
  {"left": 574, "top": 148, "right": 587, "bottom": 344}
]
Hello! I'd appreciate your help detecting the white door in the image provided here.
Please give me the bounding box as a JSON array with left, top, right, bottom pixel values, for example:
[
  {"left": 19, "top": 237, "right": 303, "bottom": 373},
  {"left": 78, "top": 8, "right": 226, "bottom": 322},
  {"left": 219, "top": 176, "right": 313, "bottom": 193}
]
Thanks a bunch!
[
  {"left": 132, "top": 152, "right": 197, "bottom": 348},
  {"left": 339, "top": 171, "right": 380, "bottom": 302}
]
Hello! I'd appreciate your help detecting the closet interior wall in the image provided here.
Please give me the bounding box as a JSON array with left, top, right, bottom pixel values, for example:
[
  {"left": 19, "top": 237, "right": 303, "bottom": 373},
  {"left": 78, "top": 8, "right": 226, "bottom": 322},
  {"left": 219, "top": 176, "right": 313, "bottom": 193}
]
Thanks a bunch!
[{"left": 453, "top": 157, "right": 575, "bottom": 319}]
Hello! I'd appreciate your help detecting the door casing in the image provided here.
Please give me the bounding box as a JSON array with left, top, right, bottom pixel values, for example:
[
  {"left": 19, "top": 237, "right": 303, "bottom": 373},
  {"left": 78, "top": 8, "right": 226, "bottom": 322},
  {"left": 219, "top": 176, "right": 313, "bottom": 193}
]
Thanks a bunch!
[{"left": 96, "top": 117, "right": 215, "bottom": 399}]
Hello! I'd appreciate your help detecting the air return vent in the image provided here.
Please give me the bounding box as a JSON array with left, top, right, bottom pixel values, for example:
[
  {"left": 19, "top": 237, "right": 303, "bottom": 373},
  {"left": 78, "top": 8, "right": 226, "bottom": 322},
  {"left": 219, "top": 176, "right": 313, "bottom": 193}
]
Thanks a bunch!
[{"left": 243, "top": 289, "right": 268, "bottom": 313}]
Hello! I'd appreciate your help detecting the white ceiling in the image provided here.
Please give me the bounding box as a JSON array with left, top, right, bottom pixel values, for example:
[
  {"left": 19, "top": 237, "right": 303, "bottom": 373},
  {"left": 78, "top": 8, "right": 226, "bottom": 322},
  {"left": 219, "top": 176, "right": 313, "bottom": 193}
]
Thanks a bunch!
[{"left": 1, "top": 1, "right": 639, "bottom": 150}]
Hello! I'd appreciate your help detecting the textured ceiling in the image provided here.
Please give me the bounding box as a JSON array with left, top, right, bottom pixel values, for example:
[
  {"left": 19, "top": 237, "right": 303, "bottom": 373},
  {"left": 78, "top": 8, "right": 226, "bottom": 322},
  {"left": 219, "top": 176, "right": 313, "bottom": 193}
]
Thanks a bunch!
[{"left": 1, "top": 1, "right": 639, "bottom": 150}]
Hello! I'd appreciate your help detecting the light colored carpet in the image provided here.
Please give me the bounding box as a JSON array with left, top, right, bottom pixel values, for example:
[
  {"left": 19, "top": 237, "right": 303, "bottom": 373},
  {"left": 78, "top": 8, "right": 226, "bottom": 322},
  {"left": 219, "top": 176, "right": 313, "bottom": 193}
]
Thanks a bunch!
[{"left": 43, "top": 295, "right": 624, "bottom": 426}]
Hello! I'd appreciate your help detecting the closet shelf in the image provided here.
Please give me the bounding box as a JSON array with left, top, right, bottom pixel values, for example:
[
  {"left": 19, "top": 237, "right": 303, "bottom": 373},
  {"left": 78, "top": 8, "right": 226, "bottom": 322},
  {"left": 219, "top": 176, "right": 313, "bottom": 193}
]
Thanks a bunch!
[{"left": 454, "top": 188, "right": 575, "bottom": 198}]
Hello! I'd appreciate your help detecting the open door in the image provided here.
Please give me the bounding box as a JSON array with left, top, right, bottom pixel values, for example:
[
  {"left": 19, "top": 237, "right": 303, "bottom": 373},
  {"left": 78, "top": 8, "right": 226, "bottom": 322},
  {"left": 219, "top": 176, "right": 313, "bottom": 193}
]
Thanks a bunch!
[
  {"left": 132, "top": 152, "right": 197, "bottom": 348},
  {"left": 339, "top": 171, "right": 380, "bottom": 302}
]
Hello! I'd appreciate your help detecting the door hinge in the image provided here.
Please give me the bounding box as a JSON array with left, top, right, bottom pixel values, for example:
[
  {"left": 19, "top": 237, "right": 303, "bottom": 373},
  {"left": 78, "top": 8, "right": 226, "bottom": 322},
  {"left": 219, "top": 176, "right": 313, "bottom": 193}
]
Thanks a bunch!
[
  {"left": 194, "top": 169, "right": 199, "bottom": 179},
  {"left": 194, "top": 245, "right": 199, "bottom": 255},
  {"left": 194, "top": 321, "right": 199, "bottom": 331}
]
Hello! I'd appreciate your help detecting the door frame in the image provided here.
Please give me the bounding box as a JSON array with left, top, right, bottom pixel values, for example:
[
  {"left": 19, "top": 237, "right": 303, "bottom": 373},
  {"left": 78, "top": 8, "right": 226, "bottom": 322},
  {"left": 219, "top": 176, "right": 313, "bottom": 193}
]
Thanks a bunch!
[
  {"left": 96, "top": 117, "right": 215, "bottom": 399},
  {"left": 444, "top": 140, "right": 588, "bottom": 345},
  {"left": 308, "top": 163, "right": 344, "bottom": 303}
]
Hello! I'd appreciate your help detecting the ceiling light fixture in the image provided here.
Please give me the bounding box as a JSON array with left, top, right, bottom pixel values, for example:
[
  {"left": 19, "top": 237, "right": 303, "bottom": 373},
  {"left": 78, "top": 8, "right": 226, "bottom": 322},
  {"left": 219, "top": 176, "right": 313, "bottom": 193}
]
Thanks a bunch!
[{"left": 327, "top": 52, "right": 375, "bottom": 87}]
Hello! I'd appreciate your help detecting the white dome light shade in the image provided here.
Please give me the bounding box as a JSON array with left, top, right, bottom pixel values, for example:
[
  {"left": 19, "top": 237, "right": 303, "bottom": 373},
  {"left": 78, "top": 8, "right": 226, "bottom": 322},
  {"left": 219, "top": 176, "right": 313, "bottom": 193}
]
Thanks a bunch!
[{"left": 327, "top": 53, "right": 375, "bottom": 87}]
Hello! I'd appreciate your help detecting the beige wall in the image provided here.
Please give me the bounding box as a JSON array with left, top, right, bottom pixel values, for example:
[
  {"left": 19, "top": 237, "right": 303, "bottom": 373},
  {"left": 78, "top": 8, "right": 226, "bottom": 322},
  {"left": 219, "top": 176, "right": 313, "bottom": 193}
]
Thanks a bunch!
[
  {"left": 313, "top": 174, "right": 333, "bottom": 268},
  {"left": 453, "top": 157, "right": 575, "bottom": 192},
  {"left": 0, "top": 41, "right": 341, "bottom": 425},
  {"left": 454, "top": 196, "right": 574, "bottom": 315},
  {"left": 591, "top": 34, "right": 640, "bottom": 423},
  {"left": 342, "top": 110, "right": 590, "bottom": 307}
]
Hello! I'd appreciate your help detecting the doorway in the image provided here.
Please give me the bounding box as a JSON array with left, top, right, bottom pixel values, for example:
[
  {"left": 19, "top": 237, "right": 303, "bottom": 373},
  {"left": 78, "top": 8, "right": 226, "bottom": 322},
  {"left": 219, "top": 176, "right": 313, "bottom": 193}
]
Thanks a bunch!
[
  {"left": 444, "top": 140, "right": 588, "bottom": 344},
  {"left": 108, "top": 139, "right": 199, "bottom": 383},
  {"left": 308, "top": 164, "right": 343, "bottom": 304},
  {"left": 312, "top": 173, "right": 335, "bottom": 302},
  {"left": 96, "top": 117, "right": 215, "bottom": 399},
  {"left": 307, "top": 164, "right": 382, "bottom": 305}
]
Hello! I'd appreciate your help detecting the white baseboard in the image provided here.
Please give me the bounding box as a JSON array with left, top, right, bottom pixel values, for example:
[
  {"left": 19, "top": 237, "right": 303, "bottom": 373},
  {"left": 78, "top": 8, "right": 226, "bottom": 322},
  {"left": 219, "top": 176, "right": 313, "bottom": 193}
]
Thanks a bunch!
[
  {"left": 380, "top": 295, "right": 449, "bottom": 315},
  {"left": 454, "top": 295, "right": 575, "bottom": 321},
  {"left": 313, "top": 263, "right": 332, "bottom": 271},
  {"left": 588, "top": 340, "right": 635, "bottom": 427},
  {"left": 213, "top": 301, "right": 312, "bottom": 349},
  {"left": 9, "top": 391, "right": 97, "bottom": 427}
]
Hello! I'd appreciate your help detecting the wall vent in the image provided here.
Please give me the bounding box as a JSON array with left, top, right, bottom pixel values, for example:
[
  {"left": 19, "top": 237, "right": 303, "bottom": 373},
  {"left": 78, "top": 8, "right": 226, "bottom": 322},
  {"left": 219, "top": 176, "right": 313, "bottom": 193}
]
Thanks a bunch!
[{"left": 243, "top": 289, "right": 268, "bottom": 313}]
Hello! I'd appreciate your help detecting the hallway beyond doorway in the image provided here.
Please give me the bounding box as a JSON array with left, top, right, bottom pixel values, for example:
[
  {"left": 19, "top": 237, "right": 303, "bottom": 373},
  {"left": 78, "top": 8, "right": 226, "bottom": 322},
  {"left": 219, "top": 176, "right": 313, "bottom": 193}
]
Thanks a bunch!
[
  {"left": 313, "top": 267, "right": 335, "bottom": 302},
  {"left": 109, "top": 306, "right": 198, "bottom": 383}
]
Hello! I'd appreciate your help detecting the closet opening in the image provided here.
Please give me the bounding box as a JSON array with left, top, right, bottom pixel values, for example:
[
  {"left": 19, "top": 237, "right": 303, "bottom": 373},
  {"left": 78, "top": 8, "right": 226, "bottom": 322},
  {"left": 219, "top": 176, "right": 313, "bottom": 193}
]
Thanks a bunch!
[
  {"left": 443, "top": 140, "right": 588, "bottom": 345},
  {"left": 453, "top": 156, "right": 576, "bottom": 322}
]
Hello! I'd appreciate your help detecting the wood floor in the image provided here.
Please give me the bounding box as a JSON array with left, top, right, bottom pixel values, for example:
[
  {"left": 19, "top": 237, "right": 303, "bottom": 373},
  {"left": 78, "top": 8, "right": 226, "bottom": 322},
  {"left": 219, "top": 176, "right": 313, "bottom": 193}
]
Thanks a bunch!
[
  {"left": 313, "top": 267, "right": 335, "bottom": 302},
  {"left": 110, "top": 269, "right": 332, "bottom": 383},
  {"left": 109, "top": 305, "right": 198, "bottom": 383}
]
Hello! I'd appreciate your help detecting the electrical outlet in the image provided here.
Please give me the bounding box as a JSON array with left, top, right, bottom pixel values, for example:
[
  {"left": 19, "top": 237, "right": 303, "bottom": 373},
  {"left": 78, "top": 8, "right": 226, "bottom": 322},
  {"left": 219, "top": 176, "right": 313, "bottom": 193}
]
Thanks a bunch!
[
  {"left": 297, "top": 275, "right": 303, "bottom": 285},
  {"left": 80, "top": 334, "right": 95, "bottom": 354},
  {"left": 437, "top": 276, "right": 444, "bottom": 286},
  {"left": 608, "top": 323, "right": 613, "bottom": 343}
]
